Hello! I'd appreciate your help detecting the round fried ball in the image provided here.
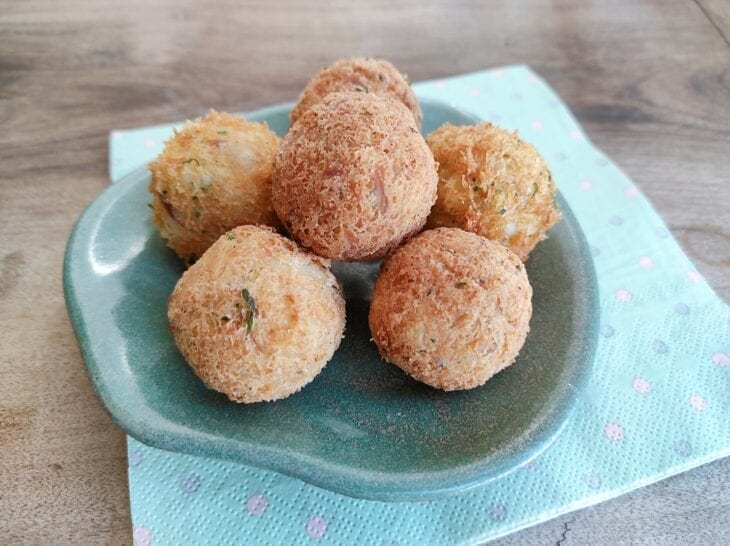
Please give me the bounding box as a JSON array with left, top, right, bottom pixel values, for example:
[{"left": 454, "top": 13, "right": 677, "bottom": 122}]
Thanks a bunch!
[
  {"left": 426, "top": 123, "right": 561, "bottom": 261},
  {"left": 369, "top": 227, "right": 532, "bottom": 391},
  {"left": 149, "top": 110, "right": 281, "bottom": 265},
  {"left": 273, "top": 92, "right": 438, "bottom": 261},
  {"left": 291, "top": 57, "right": 422, "bottom": 127},
  {"left": 168, "top": 225, "right": 346, "bottom": 403}
]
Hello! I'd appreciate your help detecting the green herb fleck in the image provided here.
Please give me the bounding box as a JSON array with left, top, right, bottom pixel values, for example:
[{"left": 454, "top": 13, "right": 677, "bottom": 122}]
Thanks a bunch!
[
  {"left": 194, "top": 210, "right": 201, "bottom": 218},
  {"left": 353, "top": 85, "right": 369, "bottom": 93},
  {"left": 241, "top": 288, "right": 256, "bottom": 335},
  {"left": 472, "top": 186, "right": 480, "bottom": 192},
  {"left": 455, "top": 281, "right": 467, "bottom": 288},
  {"left": 217, "top": 130, "right": 228, "bottom": 135},
  {"left": 225, "top": 231, "right": 236, "bottom": 240},
  {"left": 221, "top": 316, "right": 230, "bottom": 322},
  {"left": 498, "top": 208, "right": 507, "bottom": 215},
  {"left": 182, "top": 158, "right": 200, "bottom": 166},
  {"left": 430, "top": 338, "right": 436, "bottom": 343},
  {"left": 530, "top": 183, "right": 539, "bottom": 198},
  {"left": 147, "top": 202, "right": 153, "bottom": 209}
]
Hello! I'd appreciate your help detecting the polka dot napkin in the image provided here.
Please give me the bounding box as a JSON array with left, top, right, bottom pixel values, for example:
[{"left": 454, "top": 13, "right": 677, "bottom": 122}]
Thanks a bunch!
[{"left": 109, "top": 65, "right": 729, "bottom": 545}]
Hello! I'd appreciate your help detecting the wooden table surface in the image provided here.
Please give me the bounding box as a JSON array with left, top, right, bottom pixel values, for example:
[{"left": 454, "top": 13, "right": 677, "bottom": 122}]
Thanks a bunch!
[{"left": 1, "top": 1, "right": 728, "bottom": 543}]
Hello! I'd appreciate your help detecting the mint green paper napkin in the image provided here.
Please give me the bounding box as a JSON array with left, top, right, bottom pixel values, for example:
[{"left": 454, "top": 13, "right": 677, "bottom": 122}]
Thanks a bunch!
[{"left": 110, "top": 65, "right": 729, "bottom": 546}]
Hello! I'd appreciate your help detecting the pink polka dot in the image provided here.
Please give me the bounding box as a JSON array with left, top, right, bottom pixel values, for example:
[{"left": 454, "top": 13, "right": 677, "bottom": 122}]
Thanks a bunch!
[
  {"left": 246, "top": 494, "right": 268, "bottom": 515},
  {"left": 433, "top": 80, "right": 447, "bottom": 89},
  {"left": 712, "top": 352, "right": 730, "bottom": 368},
  {"left": 306, "top": 516, "right": 328, "bottom": 539},
  {"left": 531, "top": 120, "right": 543, "bottom": 130},
  {"left": 687, "top": 271, "right": 703, "bottom": 283},
  {"left": 467, "top": 87, "right": 482, "bottom": 96},
  {"left": 604, "top": 422, "right": 624, "bottom": 441},
  {"left": 579, "top": 180, "right": 592, "bottom": 191},
  {"left": 111, "top": 132, "right": 122, "bottom": 141},
  {"left": 527, "top": 74, "right": 539, "bottom": 84},
  {"left": 624, "top": 187, "right": 639, "bottom": 198},
  {"left": 491, "top": 70, "right": 504, "bottom": 78},
  {"left": 690, "top": 394, "right": 707, "bottom": 412},
  {"left": 615, "top": 289, "right": 632, "bottom": 303},
  {"left": 569, "top": 129, "right": 582, "bottom": 140},
  {"left": 133, "top": 526, "right": 152, "bottom": 546},
  {"left": 143, "top": 139, "right": 156, "bottom": 149},
  {"left": 633, "top": 377, "right": 651, "bottom": 395},
  {"left": 639, "top": 256, "right": 654, "bottom": 269}
]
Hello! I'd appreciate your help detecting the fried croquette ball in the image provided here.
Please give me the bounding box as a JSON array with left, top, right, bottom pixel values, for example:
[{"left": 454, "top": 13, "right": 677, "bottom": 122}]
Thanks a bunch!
[
  {"left": 426, "top": 123, "right": 561, "bottom": 261},
  {"left": 291, "top": 57, "right": 422, "bottom": 127},
  {"left": 168, "top": 225, "right": 346, "bottom": 403},
  {"left": 149, "top": 110, "right": 281, "bottom": 265},
  {"left": 369, "top": 227, "right": 532, "bottom": 391},
  {"left": 273, "top": 92, "right": 438, "bottom": 261}
]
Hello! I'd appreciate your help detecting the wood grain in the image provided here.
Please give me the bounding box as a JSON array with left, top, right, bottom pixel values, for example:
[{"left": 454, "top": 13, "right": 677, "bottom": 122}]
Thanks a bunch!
[{"left": 1, "top": 1, "right": 728, "bottom": 543}]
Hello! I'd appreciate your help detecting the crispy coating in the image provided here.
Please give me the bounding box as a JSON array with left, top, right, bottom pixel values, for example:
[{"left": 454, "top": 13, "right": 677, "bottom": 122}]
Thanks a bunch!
[
  {"left": 291, "top": 57, "right": 422, "bottom": 127},
  {"left": 168, "top": 225, "right": 346, "bottom": 403},
  {"left": 369, "top": 227, "right": 532, "bottom": 391},
  {"left": 426, "top": 123, "right": 561, "bottom": 261},
  {"left": 273, "top": 92, "right": 438, "bottom": 262},
  {"left": 149, "top": 110, "right": 281, "bottom": 265}
]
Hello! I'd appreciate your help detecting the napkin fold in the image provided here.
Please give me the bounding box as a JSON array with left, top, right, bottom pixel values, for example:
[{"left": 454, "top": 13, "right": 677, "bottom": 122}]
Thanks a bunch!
[{"left": 109, "top": 65, "right": 729, "bottom": 546}]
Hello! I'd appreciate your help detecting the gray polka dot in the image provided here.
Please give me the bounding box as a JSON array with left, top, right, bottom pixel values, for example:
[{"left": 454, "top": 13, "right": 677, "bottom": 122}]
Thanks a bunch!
[
  {"left": 591, "top": 246, "right": 601, "bottom": 257},
  {"left": 488, "top": 503, "right": 507, "bottom": 522},
  {"left": 674, "top": 439, "right": 692, "bottom": 456},
  {"left": 180, "top": 474, "right": 200, "bottom": 493},
  {"left": 655, "top": 227, "right": 669, "bottom": 238},
  {"left": 128, "top": 450, "right": 143, "bottom": 467},
  {"left": 609, "top": 215, "right": 624, "bottom": 226},
  {"left": 584, "top": 472, "right": 602, "bottom": 489},
  {"left": 652, "top": 340, "right": 669, "bottom": 354},
  {"left": 600, "top": 325, "right": 615, "bottom": 338},
  {"left": 675, "top": 303, "right": 689, "bottom": 315}
]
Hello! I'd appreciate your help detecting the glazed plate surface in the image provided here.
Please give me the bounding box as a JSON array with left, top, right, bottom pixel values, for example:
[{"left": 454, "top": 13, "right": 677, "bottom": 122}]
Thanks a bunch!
[{"left": 64, "top": 99, "right": 599, "bottom": 501}]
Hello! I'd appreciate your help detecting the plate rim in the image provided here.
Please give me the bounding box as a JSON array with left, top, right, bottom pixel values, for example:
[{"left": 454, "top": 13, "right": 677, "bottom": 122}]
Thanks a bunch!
[{"left": 64, "top": 100, "right": 600, "bottom": 501}]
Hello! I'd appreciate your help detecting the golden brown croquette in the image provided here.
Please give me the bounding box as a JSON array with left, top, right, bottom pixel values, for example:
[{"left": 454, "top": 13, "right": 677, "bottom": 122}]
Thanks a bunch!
[
  {"left": 168, "top": 225, "right": 346, "bottom": 403},
  {"left": 369, "top": 227, "right": 532, "bottom": 391},
  {"left": 290, "top": 57, "right": 421, "bottom": 127},
  {"left": 426, "top": 123, "right": 561, "bottom": 261},
  {"left": 149, "top": 110, "right": 281, "bottom": 265},
  {"left": 273, "top": 92, "right": 438, "bottom": 262}
]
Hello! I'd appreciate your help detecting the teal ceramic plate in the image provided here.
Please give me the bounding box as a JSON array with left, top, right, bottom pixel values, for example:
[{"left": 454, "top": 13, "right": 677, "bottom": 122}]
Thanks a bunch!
[{"left": 64, "top": 99, "right": 599, "bottom": 502}]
